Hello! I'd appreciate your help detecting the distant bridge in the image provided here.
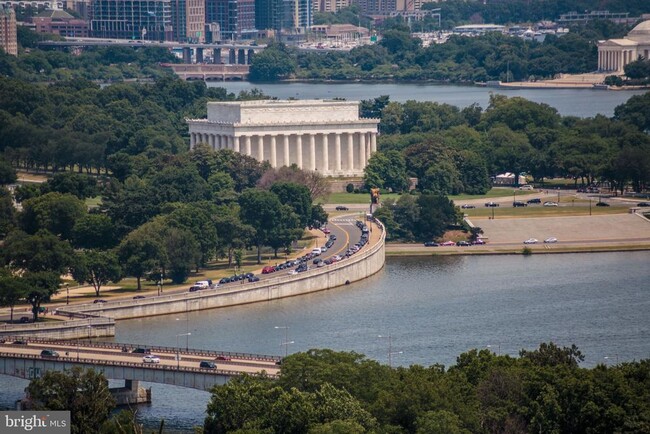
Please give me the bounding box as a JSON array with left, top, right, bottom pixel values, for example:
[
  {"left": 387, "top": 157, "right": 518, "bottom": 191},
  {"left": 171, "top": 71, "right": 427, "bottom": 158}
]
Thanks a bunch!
[
  {"left": 0, "top": 337, "right": 279, "bottom": 392},
  {"left": 162, "top": 64, "right": 249, "bottom": 81}
]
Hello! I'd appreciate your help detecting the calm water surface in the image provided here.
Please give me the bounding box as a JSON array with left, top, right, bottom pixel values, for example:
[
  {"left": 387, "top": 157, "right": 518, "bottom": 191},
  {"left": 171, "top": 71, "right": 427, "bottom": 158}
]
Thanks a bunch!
[
  {"left": 2, "top": 252, "right": 649, "bottom": 431},
  {"left": 208, "top": 81, "right": 647, "bottom": 118}
]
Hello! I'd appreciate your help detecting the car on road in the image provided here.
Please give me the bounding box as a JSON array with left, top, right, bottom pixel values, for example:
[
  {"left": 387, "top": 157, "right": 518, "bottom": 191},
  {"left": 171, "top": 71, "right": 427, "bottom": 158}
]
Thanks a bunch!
[
  {"left": 456, "top": 241, "right": 471, "bottom": 246},
  {"left": 93, "top": 299, "right": 107, "bottom": 303},
  {"left": 543, "top": 202, "right": 558, "bottom": 207},
  {"left": 484, "top": 202, "right": 500, "bottom": 207},
  {"left": 335, "top": 206, "right": 349, "bottom": 211},
  {"left": 19, "top": 316, "right": 30, "bottom": 323},
  {"left": 527, "top": 198, "right": 542, "bottom": 204},
  {"left": 461, "top": 204, "right": 476, "bottom": 209},
  {"left": 262, "top": 266, "right": 276, "bottom": 274},
  {"left": 519, "top": 185, "right": 534, "bottom": 190},
  {"left": 321, "top": 227, "right": 331, "bottom": 234},
  {"left": 440, "top": 241, "right": 456, "bottom": 246},
  {"left": 637, "top": 202, "right": 650, "bottom": 207},
  {"left": 133, "top": 295, "right": 146, "bottom": 299},
  {"left": 524, "top": 238, "right": 539, "bottom": 244},
  {"left": 131, "top": 348, "right": 151, "bottom": 354},
  {"left": 544, "top": 237, "right": 558, "bottom": 243},
  {"left": 12, "top": 340, "right": 27, "bottom": 345},
  {"left": 200, "top": 361, "right": 216, "bottom": 369},
  {"left": 596, "top": 201, "right": 610, "bottom": 207},
  {"left": 513, "top": 201, "right": 527, "bottom": 207},
  {"left": 248, "top": 275, "right": 260, "bottom": 282},
  {"left": 143, "top": 355, "right": 160, "bottom": 363},
  {"left": 215, "top": 355, "right": 231, "bottom": 361},
  {"left": 40, "top": 349, "right": 59, "bottom": 358},
  {"left": 424, "top": 241, "right": 439, "bottom": 247},
  {"left": 473, "top": 239, "right": 486, "bottom": 245}
]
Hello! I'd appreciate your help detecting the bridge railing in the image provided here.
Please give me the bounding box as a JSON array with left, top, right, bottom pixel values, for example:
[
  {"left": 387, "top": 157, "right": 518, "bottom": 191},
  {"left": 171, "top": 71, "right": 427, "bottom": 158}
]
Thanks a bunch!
[
  {"left": 1, "top": 316, "right": 113, "bottom": 333},
  {"left": 1, "top": 335, "right": 282, "bottom": 363},
  {"left": 0, "top": 351, "right": 279, "bottom": 379}
]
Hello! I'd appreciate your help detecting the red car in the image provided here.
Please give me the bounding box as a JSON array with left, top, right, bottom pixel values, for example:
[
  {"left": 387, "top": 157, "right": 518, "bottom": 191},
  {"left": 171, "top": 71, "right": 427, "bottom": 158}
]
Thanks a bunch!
[
  {"left": 440, "top": 241, "right": 456, "bottom": 246},
  {"left": 262, "top": 266, "right": 276, "bottom": 274},
  {"left": 321, "top": 227, "right": 331, "bottom": 234}
]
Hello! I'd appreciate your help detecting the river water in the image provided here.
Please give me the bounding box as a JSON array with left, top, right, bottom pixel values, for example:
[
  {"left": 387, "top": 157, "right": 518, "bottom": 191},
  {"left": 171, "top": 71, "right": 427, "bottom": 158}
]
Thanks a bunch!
[
  {"left": 207, "top": 81, "right": 647, "bottom": 118},
  {"left": 2, "top": 252, "right": 649, "bottom": 431}
]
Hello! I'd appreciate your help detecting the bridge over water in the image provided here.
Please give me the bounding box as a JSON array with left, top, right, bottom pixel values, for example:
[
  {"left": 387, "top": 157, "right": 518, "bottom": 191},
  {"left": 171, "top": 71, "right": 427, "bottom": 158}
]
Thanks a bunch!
[{"left": 0, "top": 337, "right": 279, "bottom": 394}]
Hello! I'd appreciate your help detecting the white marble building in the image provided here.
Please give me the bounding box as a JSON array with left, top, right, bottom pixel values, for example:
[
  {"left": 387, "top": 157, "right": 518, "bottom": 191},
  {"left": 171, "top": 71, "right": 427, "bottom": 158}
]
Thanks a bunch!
[
  {"left": 598, "top": 20, "right": 650, "bottom": 73},
  {"left": 186, "top": 100, "right": 380, "bottom": 177}
]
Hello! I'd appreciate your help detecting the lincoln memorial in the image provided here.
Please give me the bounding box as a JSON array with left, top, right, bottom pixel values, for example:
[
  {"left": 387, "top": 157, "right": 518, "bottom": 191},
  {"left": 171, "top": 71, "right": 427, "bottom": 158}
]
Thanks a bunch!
[
  {"left": 186, "top": 100, "right": 380, "bottom": 177},
  {"left": 597, "top": 20, "right": 650, "bottom": 73}
]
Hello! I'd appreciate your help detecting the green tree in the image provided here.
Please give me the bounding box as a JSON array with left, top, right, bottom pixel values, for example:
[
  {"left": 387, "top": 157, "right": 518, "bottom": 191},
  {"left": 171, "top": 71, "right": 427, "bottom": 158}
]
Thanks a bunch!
[
  {"left": 71, "top": 213, "right": 118, "bottom": 250},
  {"left": 22, "top": 271, "right": 60, "bottom": 321},
  {"left": 26, "top": 367, "right": 116, "bottom": 434},
  {"left": 249, "top": 43, "right": 297, "bottom": 82},
  {"left": 0, "top": 273, "right": 29, "bottom": 322},
  {"left": 0, "top": 157, "right": 17, "bottom": 185},
  {"left": 363, "top": 150, "right": 409, "bottom": 192},
  {"left": 414, "top": 195, "right": 459, "bottom": 241},
  {"left": 0, "top": 187, "right": 16, "bottom": 237},
  {"left": 71, "top": 250, "right": 122, "bottom": 297},
  {"left": 270, "top": 182, "right": 312, "bottom": 228},
  {"left": 1, "top": 230, "right": 74, "bottom": 274},
  {"left": 117, "top": 225, "right": 165, "bottom": 291},
  {"left": 239, "top": 189, "right": 287, "bottom": 263},
  {"left": 163, "top": 226, "right": 200, "bottom": 283},
  {"left": 19, "top": 192, "right": 87, "bottom": 240},
  {"left": 42, "top": 172, "right": 98, "bottom": 199}
]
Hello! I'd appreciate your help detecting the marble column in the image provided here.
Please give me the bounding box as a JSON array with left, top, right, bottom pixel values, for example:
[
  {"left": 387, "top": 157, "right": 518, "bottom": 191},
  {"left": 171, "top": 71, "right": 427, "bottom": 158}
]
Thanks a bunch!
[
  {"left": 359, "top": 132, "right": 366, "bottom": 169},
  {"left": 296, "top": 134, "right": 303, "bottom": 169},
  {"left": 347, "top": 132, "right": 354, "bottom": 172},
  {"left": 283, "top": 135, "right": 290, "bottom": 167},
  {"left": 233, "top": 136, "right": 240, "bottom": 153},
  {"left": 309, "top": 134, "right": 316, "bottom": 171},
  {"left": 216, "top": 135, "right": 223, "bottom": 150},
  {"left": 190, "top": 133, "right": 195, "bottom": 148},
  {"left": 321, "top": 133, "right": 329, "bottom": 173},
  {"left": 244, "top": 135, "right": 252, "bottom": 156},
  {"left": 370, "top": 132, "right": 377, "bottom": 154},
  {"left": 335, "top": 134, "right": 341, "bottom": 173},
  {"left": 270, "top": 135, "right": 277, "bottom": 167},
  {"left": 257, "top": 135, "right": 264, "bottom": 161}
]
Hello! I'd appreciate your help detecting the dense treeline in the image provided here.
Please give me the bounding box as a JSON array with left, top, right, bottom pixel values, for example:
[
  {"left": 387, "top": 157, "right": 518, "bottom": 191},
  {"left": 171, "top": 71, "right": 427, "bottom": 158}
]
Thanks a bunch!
[
  {"left": 204, "top": 344, "right": 650, "bottom": 434},
  {"left": 252, "top": 20, "right": 629, "bottom": 82},
  {"left": 361, "top": 94, "right": 650, "bottom": 196}
]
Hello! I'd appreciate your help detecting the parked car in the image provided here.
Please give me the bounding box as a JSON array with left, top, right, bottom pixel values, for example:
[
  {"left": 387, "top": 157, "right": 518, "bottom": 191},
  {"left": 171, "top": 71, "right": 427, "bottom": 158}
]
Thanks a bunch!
[
  {"left": 543, "top": 202, "right": 558, "bottom": 207},
  {"left": 441, "top": 241, "right": 456, "bottom": 246},
  {"left": 544, "top": 237, "right": 558, "bottom": 243},
  {"left": 200, "top": 361, "right": 216, "bottom": 369},
  {"left": 485, "top": 202, "right": 500, "bottom": 207},
  {"left": 456, "top": 241, "right": 471, "bottom": 246},
  {"left": 321, "top": 227, "right": 331, "bottom": 234},
  {"left": 248, "top": 275, "right": 260, "bottom": 283},
  {"left": 262, "top": 266, "right": 276, "bottom": 274},
  {"left": 524, "top": 238, "right": 539, "bottom": 244},
  {"left": 335, "top": 206, "right": 349, "bottom": 211},
  {"left": 424, "top": 241, "right": 439, "bottom": 247},
  {"left": 596, "top": 201, "right": 610, "bottom": 207},
  {"left": 461, "top": 204, "right": 476, "bottom": 209},
  {"left": 133, "top": 295, "right": 146, "bottom": 299},
  {"left": 513, "top": 201, "right": 527, "bottom": 207},
  {"left": 143, "top": 355, "right": 160, "bottom": 363},
  {"left": 40, "top": 349, "right": 59, "bottom": 358},
  {"left": 93, "top": 299, "right": 107, "bottom": 303},
  {"left": 519, "top": 184, "right": 534, "bottom": 190},
  {"left": 527, "top": 198, "right": 542, "bottom": 204},
  {"left": 637, "top": 202, "right": 650, "bottom": 207},
  {"left": 473, "top": 239, "right": 486, "bottom": 245},
  {"left": 19, "top": 316, "right": 30, "bottom": 323},
  {"left": 188, "top": 285, "right": 203, "bottom": 292}
]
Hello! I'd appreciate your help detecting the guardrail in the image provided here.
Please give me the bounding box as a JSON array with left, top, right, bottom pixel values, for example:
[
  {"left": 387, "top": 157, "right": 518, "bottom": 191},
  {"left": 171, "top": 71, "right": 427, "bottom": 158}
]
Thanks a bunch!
[{"left": 0, "top": 351, "right": 279, "bottom": 379}]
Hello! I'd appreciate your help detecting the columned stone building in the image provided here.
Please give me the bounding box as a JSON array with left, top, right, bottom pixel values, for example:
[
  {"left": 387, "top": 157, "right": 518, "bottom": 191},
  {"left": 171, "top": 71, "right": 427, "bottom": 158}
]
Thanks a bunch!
[
  {"left": 597, "top": 20, "right": 650, "bottom": 73},
  {"left": 187, "top": 100, "right": 379, "bottom": 177}
]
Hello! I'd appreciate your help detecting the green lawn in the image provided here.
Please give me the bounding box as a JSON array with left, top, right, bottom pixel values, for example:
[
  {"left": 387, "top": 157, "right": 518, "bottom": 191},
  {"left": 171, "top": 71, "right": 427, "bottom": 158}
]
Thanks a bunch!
[{"left": 324, "top": 188, "right": 525, "bottom": 204}]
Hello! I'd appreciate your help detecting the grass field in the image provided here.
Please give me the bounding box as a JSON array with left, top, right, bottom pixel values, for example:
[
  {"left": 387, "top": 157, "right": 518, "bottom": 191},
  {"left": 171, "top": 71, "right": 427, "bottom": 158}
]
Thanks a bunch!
[{"left": 325, "top": 188, "right": 521, "bottom": 204}]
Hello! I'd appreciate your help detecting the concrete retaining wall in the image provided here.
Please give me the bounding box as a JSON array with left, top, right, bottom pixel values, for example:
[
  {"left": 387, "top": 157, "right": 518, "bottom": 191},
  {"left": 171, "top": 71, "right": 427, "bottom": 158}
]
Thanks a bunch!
[
  {"left": 0, "top": 317, "right": 115, "bottom": 340},
  {"left": 60, "top": 224, "right": 386, "bottom": 321}
]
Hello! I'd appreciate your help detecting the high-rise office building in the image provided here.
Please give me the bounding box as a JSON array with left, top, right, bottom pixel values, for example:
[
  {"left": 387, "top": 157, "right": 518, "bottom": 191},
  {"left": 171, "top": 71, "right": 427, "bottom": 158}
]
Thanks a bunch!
[
  {"left": 255, "top": 0, "right": 283, "bottom": 31},
  {"left": 256, "top": 0, "right": 311, "bottom": 32},
  {"left": 283, "top": 0, "right": 311, "bottom": 31},
  {"left": 351, "top": 0, "right": 396, "bottom": 13},
  {"left": 206, "top": 0, "right": 256, "bottom": 41},
  {"left": 171, "top": 0, "right": 205, "bottom": 42},
  {"left": 313, "top": 0, "right": 349, "bottom": 13},
  {"left": 90, "top": 0, "right": 172, "bottom": 41},
  {"left": 0, "top": 6, "right": 18, "bottom": 56}
]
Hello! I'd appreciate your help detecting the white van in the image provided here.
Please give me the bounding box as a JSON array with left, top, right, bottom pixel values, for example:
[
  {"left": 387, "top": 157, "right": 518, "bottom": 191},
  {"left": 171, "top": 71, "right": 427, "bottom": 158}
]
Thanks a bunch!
[
  {"left": 311, "top": 247, "right": 322, "bottom": 256},
  {"left": 519, "top": 184, "right": 533, "bottom": 190},
  {"left": 195, "top": 280, "right": 210, "bottom": 289}
]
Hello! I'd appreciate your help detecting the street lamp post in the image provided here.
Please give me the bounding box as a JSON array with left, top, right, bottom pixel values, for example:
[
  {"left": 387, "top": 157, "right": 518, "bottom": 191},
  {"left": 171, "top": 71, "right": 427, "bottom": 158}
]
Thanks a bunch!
[
  {"left": 274, "top": 326, "right": 293, "bottom": 357},
  {"left": 176, "top": 313, "right": 190, "bottom": 350},
  {"left": 487, "top": 343, "right": 501, "bottom": 356},
  {"left": 378, "top": 334, "right": 402, "bottom": 368},
  {"left": 176, "top": 332, "right": 191, "bottom": 369},
  {"left": 589, "top": 199, "right": 592, "bottom": 216},
  {"left": 65, "top": 283, "right": 69, "bottom": 305}
]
